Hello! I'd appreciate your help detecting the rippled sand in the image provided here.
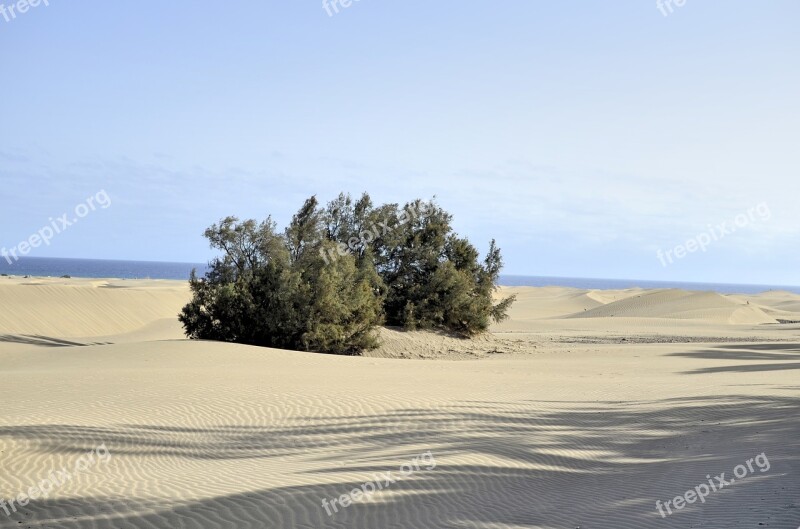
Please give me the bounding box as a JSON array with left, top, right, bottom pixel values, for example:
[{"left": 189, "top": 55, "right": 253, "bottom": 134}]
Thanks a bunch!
[{"left": 1, "top": 277, "right": 798, "bottom": 528}]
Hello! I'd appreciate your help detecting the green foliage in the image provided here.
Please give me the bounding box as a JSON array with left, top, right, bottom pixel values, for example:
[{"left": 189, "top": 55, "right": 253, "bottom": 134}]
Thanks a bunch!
[
  {"left": 179, "top": 209, "right": 383, "bottom": 355},
  {"left": 180, "top": 192, "right": 515, "bottom": 354},
  {"left": 320, "top": 194, "right": 516, "bottom": 336}
]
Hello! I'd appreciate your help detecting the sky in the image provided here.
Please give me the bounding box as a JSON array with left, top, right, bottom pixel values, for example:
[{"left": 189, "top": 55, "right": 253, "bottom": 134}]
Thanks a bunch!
[{"left": 1, "top": 0, "right": 798, "bottom": 285}]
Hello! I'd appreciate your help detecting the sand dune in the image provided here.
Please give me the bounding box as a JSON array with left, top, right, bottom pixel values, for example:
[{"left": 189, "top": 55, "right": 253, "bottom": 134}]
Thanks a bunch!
[
  {"left": 732, "top": 291, "right": 800, "bottom": 320},
  {"left": 566, "top": 289, "right": 778, "bottom": 324},
  {"left": 494, "top": 286, "right": 603, "bottom": 320},
  {"left": 0, "top": 276, "right": 189, "bottom": 338},
  {"left": 1, "top": 278, "right": 799, "bottom": 528}
]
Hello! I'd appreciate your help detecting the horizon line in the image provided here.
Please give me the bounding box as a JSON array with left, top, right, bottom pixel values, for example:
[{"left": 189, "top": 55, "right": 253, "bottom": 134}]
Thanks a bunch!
[{"left": 2, "top": 256, "right": 798, "bottom": 289}]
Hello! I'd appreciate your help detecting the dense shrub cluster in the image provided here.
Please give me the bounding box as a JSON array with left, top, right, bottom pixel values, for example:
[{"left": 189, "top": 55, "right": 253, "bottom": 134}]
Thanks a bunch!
[{"left": 180, "top": 193, "right": 515, "bottom": 354}]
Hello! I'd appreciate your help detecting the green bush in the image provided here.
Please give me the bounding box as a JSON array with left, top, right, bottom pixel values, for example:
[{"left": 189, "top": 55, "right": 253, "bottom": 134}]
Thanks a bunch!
[
  {"left": 321, "top": 193, "right": 516, "bottom": 336},
  {"left": 180, "top": 200, "right": 383, "bottom": 355},
  {"left": 180, "top": 193, "right": 515, "bottom": 354}
]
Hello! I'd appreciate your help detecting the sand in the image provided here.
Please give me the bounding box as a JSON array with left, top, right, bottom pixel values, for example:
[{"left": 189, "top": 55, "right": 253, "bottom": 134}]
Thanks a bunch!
[{"left": 1, "top": 277, "right": 798, "bottom": 528}]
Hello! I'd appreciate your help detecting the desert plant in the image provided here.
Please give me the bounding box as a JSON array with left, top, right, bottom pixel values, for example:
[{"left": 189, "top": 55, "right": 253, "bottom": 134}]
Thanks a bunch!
[
  {"left": 181, "top": 193, "right": 514, "bottom": 354},
  {"left": 321, "top": 194, "right": 516, "bottom": 335},
  {"left": 180, "top": 205, "right": 383, "bottom": 355}
]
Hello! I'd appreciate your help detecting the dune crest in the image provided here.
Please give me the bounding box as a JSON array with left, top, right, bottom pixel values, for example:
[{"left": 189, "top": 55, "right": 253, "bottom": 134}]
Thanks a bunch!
[
  {"left": 0, "top": 277, "right": 189, "bottom": 338},
  {"left": 1, "top": 278, "right": 799, "bottom": 527}
]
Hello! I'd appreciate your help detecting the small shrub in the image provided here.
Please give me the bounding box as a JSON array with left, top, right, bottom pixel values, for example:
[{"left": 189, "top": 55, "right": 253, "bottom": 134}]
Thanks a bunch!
[
  {"left": 181, "top": 193, "right": 514, "bottom": 354},
  {"left": 180, "top": 202, "right": 383, "bottom": 355}
]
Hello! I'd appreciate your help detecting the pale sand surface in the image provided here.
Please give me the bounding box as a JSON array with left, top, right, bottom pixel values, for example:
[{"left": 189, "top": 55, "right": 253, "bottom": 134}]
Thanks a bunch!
[{"left": 1, "top": 277, "right": 798, "bottom": 527}]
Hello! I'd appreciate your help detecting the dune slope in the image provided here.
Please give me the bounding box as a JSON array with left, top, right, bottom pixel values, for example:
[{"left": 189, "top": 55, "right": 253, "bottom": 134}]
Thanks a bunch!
[{"left": 1, "top": 279, "right": 799, "bottom": 528}]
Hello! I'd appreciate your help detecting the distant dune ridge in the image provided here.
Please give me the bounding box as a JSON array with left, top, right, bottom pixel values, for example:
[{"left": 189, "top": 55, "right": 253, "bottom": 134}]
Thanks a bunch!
[
  {"left": 1, "top": 276, "right": 799, "bottom": 527},
  {"left": 0, "top": 277, "right": 188, "bottom": 340},
  {"left": 567, "top": 289, "right": 784, "bottom": 324},
  {"left": 1, "top": 277, "right": 795, "bottom": 344}
]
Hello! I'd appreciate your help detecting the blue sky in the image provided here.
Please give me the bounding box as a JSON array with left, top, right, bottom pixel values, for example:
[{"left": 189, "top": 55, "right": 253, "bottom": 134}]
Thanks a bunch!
[{"left": 1, "top": 1, "right": 798, "bottom": 284}]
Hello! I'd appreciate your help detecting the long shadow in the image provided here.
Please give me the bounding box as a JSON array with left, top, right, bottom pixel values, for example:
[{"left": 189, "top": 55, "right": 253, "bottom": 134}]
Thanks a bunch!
[
  {"left": 0, "top": 334, "right": 111, "bottom": 347},
  {"left": 687, "top": 362, "right": 800, "bottom": 374},
  {"left": 720, "top": 343, "right": 800, "bottom": 351},
  {"left": 0, "top": 395, "right": 797, "bottom": 528},
  {"left": 670, "top": 343, "right": 800, "bottom": 374}
]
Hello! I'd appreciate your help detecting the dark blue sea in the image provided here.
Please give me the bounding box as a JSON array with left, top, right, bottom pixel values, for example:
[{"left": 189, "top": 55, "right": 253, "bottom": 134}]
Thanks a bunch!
[
  {"left": 0, "top": 258, "right": 797, "bottom": 294},
  {"left": 0, "top": 257, "right": 207, "bottom": 280}
]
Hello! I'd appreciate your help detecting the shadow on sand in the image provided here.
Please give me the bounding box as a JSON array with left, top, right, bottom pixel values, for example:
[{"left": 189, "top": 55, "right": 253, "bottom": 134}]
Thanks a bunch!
[
  {"left": 0, "top": 343, "right": 797, "bottom": 528},
  {"left": 0, "top": 334, "right": 111, "bottom": 347},
  {"left": 669, "top": 342, "right": 800, "bottom": 374}
]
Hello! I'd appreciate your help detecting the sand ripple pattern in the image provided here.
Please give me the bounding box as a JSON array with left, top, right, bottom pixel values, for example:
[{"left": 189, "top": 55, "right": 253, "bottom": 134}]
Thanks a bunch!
[{"left": 1, "top": 339, "right": 799, "bottom": 528}]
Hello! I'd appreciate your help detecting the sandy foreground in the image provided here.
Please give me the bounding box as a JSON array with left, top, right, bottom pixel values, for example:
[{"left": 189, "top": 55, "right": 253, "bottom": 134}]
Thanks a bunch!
[{"left": 0, "top": 276, "right": 798, "bottom": 528}]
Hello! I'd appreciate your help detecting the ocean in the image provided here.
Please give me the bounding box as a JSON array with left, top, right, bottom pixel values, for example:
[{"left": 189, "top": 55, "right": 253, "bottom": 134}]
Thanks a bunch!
[
  {"left": 0, "top": 257, "right": 206, "bottom": 281},
  {"left": 0, "top": 257, "right": 797, "bottom": 294}
]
